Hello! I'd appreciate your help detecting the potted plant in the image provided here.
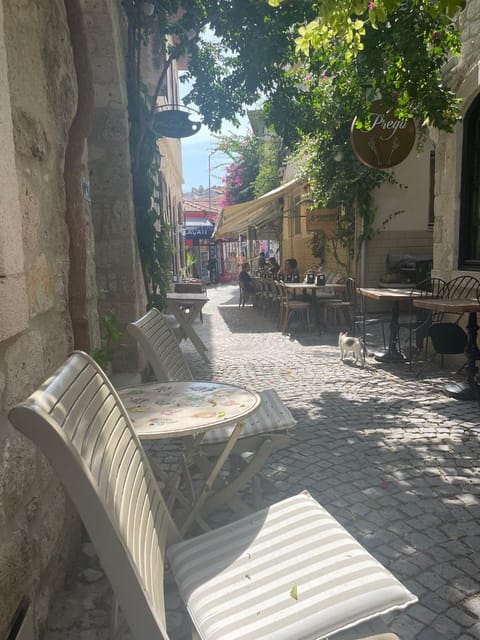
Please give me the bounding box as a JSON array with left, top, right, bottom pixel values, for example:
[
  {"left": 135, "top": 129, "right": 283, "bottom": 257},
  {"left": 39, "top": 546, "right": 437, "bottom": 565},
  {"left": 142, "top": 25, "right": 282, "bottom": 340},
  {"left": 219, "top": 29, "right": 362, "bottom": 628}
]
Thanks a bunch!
[{"left": 309, "top": 230, "right": 328, "bottom": 266}]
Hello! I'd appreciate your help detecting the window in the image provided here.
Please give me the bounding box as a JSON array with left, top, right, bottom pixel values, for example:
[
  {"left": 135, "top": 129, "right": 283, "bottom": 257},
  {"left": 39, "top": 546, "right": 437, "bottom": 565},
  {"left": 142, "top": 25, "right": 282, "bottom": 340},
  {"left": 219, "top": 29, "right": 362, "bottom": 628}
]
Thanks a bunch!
[
  {"left": 459, "top": 94, "right": 480, "bottom": 270},
  {"left": 293, "top": 195, "right": 301, "bottom": 236}
]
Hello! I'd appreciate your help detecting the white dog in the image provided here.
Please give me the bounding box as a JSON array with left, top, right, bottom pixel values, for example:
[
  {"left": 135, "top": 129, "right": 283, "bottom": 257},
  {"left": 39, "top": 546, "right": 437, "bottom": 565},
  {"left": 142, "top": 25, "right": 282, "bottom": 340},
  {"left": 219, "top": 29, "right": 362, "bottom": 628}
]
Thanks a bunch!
[{"left": 338, "top": 331, "right": 366, "bottom": 367}]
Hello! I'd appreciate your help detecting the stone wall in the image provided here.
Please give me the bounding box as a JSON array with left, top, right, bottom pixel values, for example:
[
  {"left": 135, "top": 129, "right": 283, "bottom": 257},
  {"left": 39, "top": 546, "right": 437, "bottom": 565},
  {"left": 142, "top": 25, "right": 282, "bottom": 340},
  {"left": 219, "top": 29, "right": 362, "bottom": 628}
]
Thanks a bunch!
[
  {"left": 0, "top": 2, "right": 80, "bottom": 637},
  {"left": 0, "top": 1, "right": 148, "bottom": 637},
  {"left": 432, "top": 0, "right": 480, "bottom": 282},
  {"left": 84, "top": 0, "right": 147, "bottom": 373}
]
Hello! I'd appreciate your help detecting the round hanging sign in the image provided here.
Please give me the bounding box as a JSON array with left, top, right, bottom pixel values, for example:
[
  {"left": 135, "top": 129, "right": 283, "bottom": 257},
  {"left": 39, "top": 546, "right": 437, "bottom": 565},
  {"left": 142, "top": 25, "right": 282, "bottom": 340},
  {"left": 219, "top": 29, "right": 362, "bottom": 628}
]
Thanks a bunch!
[{"left": 350, "top": 101, "right": 416, "bottom": 169}]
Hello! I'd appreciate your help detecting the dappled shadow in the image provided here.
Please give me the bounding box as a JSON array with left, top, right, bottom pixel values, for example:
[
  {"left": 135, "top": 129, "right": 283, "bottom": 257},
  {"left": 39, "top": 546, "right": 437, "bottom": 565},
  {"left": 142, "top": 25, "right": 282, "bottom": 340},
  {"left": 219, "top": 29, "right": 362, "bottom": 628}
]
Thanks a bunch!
[
  {"left": 218, "top": 291, "right": 242, "bottom": 307},
  {"left": 264, "top": 385, "right": 480, "bottom": 595},
  {"left": 217, "top": 304, "right": 280, "bottom": 334},
  {"left": 175, "top": 284, "right": 480, "bottom": 636}
]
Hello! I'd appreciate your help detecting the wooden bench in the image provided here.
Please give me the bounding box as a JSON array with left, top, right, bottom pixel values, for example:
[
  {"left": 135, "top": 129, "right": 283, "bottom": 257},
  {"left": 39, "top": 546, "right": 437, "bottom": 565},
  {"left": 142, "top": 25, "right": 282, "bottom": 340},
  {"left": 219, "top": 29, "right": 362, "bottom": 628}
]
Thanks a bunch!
[{"left": 9, "top": 350, "right": 416, "bottom": 640}]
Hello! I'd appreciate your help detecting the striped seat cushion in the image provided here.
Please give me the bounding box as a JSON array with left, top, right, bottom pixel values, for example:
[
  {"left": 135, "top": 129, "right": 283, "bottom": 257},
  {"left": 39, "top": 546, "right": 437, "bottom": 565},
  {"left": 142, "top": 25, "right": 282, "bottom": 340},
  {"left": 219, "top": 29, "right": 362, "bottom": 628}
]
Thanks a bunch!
[
  {"left": 201, "top": 388, "right": 296, "bottom": 444},
  {"left": 168, "top": 491, "right": 417, "bottom": 640}
]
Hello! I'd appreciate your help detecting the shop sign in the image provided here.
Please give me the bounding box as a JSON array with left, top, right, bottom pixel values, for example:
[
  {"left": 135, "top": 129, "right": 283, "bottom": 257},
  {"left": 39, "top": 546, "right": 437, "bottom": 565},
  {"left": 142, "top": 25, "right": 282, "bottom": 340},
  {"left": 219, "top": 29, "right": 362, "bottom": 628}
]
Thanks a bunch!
[
  {"left": 306, "top": 208, "right": 338, "bottom": 234},
  {"left": 185, "top": 226, "right": 213, "bottom": 239},
  {"left": 350, "top": 101, "right": 416, "bottom": 169}
]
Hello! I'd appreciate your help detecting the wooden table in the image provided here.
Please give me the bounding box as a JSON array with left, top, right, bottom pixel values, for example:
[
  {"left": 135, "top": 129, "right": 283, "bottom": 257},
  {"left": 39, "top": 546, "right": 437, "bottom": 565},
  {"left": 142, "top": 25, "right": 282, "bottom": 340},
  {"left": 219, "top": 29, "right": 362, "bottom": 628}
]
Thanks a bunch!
[
  {"left": 358, "top": 287, "right": 420, "bottom": 362},
  {"left": 283, "top": 282, "right": 340, "bottom": 296},
  {"left": 174, "top": 281, "right": 206, "bottom": 294},
  {"left": 119, "top": 380, "right": 261, "bottom": 533},
  {"left": 166, "top": 292, "right": 209, "bottom": 362},
  {"left": 414, "top": 297, "right": 480, "bottom": 403}
]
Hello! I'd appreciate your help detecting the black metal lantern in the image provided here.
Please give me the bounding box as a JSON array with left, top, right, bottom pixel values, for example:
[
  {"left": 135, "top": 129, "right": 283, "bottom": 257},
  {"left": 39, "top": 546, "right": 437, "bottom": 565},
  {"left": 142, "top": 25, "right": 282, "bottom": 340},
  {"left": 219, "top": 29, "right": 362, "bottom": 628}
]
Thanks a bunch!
[{"left": 152, "top": 105, "right": 202, "bottom": 139}]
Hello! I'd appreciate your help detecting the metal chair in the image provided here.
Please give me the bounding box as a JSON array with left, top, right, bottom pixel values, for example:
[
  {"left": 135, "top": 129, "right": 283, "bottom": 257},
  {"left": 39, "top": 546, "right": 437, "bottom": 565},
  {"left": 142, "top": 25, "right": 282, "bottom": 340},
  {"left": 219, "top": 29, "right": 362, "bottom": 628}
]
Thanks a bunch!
[
  {"left": 399, "top": 277, "right": 448, "bottom": 364},
  {"left": 444, "top": 275, "right": 480, "bottom": 308},
  {"left": 423, "top": 276, "right": 479, "bottom": 369},
  {"left": 428, "top": 321, "right": 468, "bottom": 368},
  {"left": 345, "top": 278, "right": 386, "bottom": 349}
]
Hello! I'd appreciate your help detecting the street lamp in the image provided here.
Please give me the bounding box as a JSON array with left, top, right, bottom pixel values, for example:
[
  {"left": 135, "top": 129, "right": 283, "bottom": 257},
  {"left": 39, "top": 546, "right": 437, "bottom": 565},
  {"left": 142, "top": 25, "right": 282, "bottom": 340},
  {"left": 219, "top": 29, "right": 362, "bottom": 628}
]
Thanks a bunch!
[{"left": 208, "top": 149, "right": 218, "bottom": 217}]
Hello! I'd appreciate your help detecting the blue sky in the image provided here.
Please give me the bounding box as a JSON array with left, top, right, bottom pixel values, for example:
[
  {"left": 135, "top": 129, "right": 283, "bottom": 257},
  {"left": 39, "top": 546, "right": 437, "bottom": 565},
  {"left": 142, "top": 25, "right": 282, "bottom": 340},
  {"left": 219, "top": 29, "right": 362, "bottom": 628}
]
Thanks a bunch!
[
  {"left": 180, "top": 115, "right": 252, "bottom": 192},
  {"left": 179, "top": 73, "right": 253, "bottom": 193}
]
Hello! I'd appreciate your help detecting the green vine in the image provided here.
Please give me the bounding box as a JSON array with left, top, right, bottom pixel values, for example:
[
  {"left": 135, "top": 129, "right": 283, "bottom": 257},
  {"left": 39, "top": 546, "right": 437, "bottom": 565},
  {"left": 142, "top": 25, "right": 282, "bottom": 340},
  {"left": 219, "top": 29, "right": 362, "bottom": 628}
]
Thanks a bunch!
[
  {"left": 308, "top": 231, "right": 327, "bottom": 264},
  {"left": 122, "top": 1, "right": 186, "bottom": 310},
  {"left": 92, "top": 312, "right": 122, "bottom": 371}
]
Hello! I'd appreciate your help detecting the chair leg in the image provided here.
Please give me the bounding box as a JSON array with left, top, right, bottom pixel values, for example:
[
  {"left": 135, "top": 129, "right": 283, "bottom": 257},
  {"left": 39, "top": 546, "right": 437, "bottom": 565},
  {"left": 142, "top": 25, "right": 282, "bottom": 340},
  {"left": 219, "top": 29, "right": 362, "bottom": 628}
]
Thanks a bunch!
[
  {"left": 199, "top": 438, "right": 274, "bottom": 517},
  {"left": 305, "top": 308, "right": 311, "bottom": 332},
  {"left": 282, "top": 310, "right": 291, "bottom": 334}
]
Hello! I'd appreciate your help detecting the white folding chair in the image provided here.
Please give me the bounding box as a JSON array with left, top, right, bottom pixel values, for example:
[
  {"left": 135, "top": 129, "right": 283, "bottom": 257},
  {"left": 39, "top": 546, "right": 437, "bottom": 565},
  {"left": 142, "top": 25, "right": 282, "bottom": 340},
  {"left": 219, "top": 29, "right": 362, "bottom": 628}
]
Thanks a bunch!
[
  {"left": 9, "top": 350, "right": 416, "bottom": 640},
  {"left": 127, "top": 307, "right": 295, "bottom": 515}
]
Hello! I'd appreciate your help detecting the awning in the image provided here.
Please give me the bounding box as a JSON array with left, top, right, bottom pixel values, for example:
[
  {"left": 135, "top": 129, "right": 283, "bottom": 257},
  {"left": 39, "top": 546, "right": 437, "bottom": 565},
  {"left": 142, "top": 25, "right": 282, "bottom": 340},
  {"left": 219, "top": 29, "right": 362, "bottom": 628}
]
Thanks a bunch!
[{"left": 214, "top": 178, "right": 302, "bottom": 239}]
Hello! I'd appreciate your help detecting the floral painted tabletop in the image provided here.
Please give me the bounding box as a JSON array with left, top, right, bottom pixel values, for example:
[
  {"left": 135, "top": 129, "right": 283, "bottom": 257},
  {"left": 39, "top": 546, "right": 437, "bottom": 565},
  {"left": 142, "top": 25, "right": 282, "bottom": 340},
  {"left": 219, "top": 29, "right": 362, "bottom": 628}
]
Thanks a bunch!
[{"left": 118, "top": 381, "right": 261, "bottom": 440}]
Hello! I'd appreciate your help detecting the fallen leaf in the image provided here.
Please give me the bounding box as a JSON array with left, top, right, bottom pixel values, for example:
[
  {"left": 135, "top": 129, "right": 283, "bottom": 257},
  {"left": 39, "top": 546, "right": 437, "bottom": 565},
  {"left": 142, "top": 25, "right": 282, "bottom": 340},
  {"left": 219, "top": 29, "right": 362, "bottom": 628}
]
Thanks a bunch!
[{"left": 290, "top": 584, "right": 298, "bottom": 600}]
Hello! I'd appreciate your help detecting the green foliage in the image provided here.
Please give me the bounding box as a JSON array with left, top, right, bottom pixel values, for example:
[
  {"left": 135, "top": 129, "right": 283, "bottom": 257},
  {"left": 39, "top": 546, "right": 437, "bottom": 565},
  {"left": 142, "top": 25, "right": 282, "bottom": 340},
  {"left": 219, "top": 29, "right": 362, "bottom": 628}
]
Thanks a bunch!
[
  {"left": 254, "top": 135, "right": 283, "bottom": 197},
  {"left": 177, "top": 0, "right": 465, "bottom": 134},
  {"left": 120, "top": 0, "right": 466, "bottom": 283},
  {"left": 216, "top": 132, "right": 282, "bottom": 205},
  {"left": 92, "top": 312, "right": 122, "bottom": 371},
  {"left": 309, "top": 231, "right": 328, "bottom": 263},
  {"left": 122, "top": 2, "right": 182, "bottom": 310},
  {"left": 269, "top": 0, "right": 465, "bottom": 57}
]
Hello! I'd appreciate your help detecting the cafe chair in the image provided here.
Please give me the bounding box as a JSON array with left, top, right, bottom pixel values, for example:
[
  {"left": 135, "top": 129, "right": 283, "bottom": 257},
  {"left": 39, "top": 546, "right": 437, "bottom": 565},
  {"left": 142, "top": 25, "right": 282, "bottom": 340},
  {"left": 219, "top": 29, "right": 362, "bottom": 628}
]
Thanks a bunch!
[
  {"left": 399, "top": 277, "right": 447, "bottom": 364},
  {"left": 345, "top": 277, "right": 386, "bottom": 350},
  {"left": 444, "top": 275, "right": 480, "bottom": 310},
  {"left": 418, "top": 276, "right": 479, "bottom": 373},
  {"left": 8, "top": 350, "right": 416, "bottom": 640},
  {"left": 278, "top": 281, "right": 312, "bottom": 334},
  {"left": 323, "top": 279, "right": 350, "bottom": 328},
  {"left": 127, "top": 307, "right": 296, "bottom": 516},
  {"left": 427, "top": 321, "right": 468, "bottom": 369}
]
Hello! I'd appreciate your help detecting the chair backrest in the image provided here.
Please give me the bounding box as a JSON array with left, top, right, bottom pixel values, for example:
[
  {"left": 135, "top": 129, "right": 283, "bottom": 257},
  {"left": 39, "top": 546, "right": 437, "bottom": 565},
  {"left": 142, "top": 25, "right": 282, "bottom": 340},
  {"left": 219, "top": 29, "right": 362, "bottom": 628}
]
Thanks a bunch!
[
  {"left": 410, "top": 278, "right": 448, "bottom": 323},
  {"left": 444, "top": 275, "right": 480, "bottom": 299},
  {"left": 128, "top": 307, "right": 193, "bottom": 383},
  {"left": 412, "top": 277, "right": 447, "bottom": 296},
  {"left": 277, "top": 281, "right": 289, "bottom": 304},
  {"left": 8, "top": 351, "right": 179, "bottom": 640},
  {"left": 345, "top": 277, "right": 359, "bottom": 310}
]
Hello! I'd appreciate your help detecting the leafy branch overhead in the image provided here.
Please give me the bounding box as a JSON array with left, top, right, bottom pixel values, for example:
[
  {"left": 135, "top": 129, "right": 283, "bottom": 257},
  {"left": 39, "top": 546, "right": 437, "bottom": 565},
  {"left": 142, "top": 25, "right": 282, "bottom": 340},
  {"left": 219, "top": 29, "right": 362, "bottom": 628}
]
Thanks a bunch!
[{"left": 121, "top": 0, "right": 466, "bottom": 287}]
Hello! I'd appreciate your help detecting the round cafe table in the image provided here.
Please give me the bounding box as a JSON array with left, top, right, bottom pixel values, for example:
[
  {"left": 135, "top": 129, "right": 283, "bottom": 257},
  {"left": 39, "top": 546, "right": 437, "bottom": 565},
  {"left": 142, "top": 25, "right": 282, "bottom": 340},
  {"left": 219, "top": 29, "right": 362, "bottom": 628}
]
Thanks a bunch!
[{"left": 118, "top": 380, "right": 261, "bottom": 533}]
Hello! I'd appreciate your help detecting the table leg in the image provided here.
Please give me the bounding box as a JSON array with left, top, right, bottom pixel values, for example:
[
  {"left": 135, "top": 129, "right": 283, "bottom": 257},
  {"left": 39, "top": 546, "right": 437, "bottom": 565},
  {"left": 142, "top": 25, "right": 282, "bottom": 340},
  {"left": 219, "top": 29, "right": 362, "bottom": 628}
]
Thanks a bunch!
[
  {"left": 180, "top": 420, "right": 245, "bottom": 535},
  {"left": 168, "top": 302, "right": 210, "bottom": 363},
  {"left": 374, "top": 301, "right": 406, "bottom": 363},
  {"left": 443, "top": 311, "right": 480, "bottom": 403}
]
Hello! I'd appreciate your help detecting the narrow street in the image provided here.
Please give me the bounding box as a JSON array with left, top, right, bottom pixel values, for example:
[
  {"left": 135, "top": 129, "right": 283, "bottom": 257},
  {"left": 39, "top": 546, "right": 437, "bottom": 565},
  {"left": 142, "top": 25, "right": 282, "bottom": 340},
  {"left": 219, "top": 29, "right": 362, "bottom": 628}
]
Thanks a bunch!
[{"left": 45, "top": 283, "right": 480, "bottom": 640}]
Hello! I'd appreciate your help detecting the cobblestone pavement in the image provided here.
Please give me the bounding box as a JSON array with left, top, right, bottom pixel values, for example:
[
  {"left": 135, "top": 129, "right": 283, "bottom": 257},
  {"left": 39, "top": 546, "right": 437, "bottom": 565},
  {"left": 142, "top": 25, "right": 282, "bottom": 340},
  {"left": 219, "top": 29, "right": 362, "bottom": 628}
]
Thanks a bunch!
[{"left": 44, "top": 283, "right": 480, "bottom": 640}]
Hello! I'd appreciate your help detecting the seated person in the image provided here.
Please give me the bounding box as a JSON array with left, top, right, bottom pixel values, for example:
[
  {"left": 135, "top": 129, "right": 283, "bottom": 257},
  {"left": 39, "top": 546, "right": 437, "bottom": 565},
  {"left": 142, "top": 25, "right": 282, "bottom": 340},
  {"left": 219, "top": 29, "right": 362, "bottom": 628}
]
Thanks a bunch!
[
  {"left": 267, "top": 256, "right": 281, "bottom": 279},
  {"left": 279, "top": 258, "right": 300, "bottom": 281},
  {"left": 239, "top": 262, "right": 256, "bottom": 293},
  {"left": 256, "top": 252, "right": 267, "bottom": 271}
]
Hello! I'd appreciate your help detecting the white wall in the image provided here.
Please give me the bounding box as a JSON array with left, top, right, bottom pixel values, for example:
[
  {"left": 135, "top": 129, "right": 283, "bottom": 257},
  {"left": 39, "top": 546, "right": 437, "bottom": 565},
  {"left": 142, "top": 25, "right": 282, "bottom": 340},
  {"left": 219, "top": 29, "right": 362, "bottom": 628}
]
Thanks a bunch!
[{"left": 373, "top": 137, "right": 433, "bottom": 232}]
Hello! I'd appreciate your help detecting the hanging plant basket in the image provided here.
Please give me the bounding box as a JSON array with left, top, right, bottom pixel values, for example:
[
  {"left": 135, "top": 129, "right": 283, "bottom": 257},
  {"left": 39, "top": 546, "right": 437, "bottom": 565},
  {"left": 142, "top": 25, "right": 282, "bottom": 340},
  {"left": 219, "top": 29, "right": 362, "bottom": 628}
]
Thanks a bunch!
[{"left": 151, "top": 104, "right": 202, "bottom": 139}]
